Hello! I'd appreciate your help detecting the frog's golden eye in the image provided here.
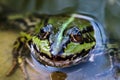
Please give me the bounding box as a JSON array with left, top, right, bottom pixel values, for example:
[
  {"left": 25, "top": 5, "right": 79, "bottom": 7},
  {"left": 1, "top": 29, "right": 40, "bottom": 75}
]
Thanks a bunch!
[
  {"left": 67, "top": 27, "right": 84, "bottom": 43},
  {"left": 70, "top": 33, "right": 83, "bottom": 43},
  {"left": 39, "top": 24, "right": 53, "bottom": 39}
]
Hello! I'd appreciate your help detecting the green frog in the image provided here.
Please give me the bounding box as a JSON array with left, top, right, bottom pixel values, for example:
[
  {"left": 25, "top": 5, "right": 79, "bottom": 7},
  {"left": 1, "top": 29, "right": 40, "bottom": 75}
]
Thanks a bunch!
[
  {"left": 5, "top": 14, "right": 96, "bottom": 80},
  {"left": 4, "top": 14, "right": 120, "bottom": 80},
  {"left": 0, "top": 2, "right": 120, "bottom": 80}
]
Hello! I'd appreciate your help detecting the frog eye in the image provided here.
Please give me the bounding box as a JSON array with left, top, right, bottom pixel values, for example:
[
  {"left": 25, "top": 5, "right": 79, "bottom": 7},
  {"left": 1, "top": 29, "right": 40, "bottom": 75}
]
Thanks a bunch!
[
  {"left": 39, "top": 24, "right": 53, "bottom": 39},
  {"left": 67, "top": 27, "right": 83, "bottom": 43}
]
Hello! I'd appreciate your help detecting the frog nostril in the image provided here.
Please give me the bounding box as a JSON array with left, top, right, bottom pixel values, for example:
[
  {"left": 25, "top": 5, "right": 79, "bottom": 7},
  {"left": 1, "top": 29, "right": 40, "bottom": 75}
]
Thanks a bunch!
[
  {"left": 58, "top": 48, "right": 64, "bottom": 55},
  {"left": 62, "top": 39, "right": 70, "bottom": 49},
  {"left": 50, "top": 48, "right": 59, "bottom": 56}
]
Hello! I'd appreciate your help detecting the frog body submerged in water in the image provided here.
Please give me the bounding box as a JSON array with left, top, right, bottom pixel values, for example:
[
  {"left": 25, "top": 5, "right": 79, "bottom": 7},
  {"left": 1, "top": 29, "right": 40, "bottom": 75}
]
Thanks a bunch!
[
  {"left": 5, "top": 14, "right": 120, "bottom": 80},
  {"left": 6, "top": 14, "right": 96, "bottom": 79}
]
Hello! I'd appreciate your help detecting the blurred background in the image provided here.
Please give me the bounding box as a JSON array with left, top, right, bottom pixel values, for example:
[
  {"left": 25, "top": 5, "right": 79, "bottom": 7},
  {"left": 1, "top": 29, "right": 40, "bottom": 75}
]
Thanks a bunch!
[{"left": 0, "top": 0, "right": 120, "bottom": 80}]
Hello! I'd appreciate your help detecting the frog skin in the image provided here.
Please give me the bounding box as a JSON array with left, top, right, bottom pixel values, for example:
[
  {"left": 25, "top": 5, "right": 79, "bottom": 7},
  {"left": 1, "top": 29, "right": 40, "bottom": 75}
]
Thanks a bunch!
[{"left": 5, "top": 14, "right": 96, "bottom": 80}]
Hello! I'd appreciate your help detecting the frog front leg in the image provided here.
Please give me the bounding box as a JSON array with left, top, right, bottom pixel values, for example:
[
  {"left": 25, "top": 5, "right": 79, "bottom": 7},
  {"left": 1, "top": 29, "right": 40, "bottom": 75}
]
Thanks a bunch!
[
  {"left": 107, "top": 47, "right": 120, "bottom": 79},
  {"left": 95, "top": 46, "right": 120, "bottom": 80},
  {"left": 6, "top": 36, "right": 31, "bottom": 80}
]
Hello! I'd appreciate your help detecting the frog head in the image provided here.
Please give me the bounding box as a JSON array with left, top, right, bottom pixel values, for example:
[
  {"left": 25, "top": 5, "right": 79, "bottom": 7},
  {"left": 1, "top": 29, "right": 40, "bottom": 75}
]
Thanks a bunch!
[{"left": 31, "top": 15, "right": 96, "bottom": 67}]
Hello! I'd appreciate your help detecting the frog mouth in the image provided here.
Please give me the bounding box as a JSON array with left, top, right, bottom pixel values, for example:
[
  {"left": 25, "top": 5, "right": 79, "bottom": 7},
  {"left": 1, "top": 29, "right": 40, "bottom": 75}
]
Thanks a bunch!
[{"left": 31, "top": 45, "right": 93, "bottom": 67}]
